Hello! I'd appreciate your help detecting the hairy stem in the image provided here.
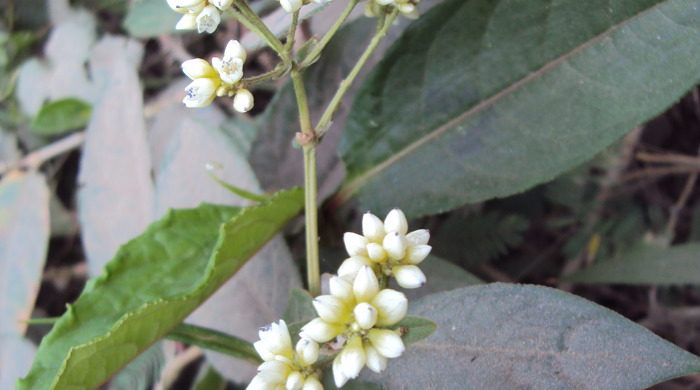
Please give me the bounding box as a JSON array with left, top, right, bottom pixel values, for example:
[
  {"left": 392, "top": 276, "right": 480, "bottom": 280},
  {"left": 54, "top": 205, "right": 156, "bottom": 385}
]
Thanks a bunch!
[
  {"left": 300, "top": 0, "right": 359, "bottom": 67},
  {"left": 232, "top": 0, "right": 291, "bottom": 63}
]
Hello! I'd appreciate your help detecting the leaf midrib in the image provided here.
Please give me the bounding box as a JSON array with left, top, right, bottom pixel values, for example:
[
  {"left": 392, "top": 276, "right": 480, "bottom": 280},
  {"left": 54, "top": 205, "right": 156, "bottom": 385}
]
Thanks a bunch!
[{"left": 340, "top": 0, "right": 674, "bottom": 198}]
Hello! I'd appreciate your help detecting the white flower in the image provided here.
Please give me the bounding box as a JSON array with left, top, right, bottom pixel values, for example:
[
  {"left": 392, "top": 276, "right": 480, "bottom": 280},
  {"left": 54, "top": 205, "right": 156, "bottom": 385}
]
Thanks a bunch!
[
  {"left": 182, "top": 58, "right": 218, "bottom": 79},
  {"left": 279, "top": 0, "right": 303, "bottom": 13},
  {"left": 233, "top": 88, "right": 254, "bottom": 113},
  {"left": 196, "top": 5, "right": 221, "bottom": 33},
  {"left": 175, "top": 13, "right": 198, "bottom": 30},
  {"left": 212, "top": 40, "right": 246, "bottom": 85},
  {"left": 393, "top": 265, "right": 426, "bottom": 288},
  {"left": 183, "top": 78, "right": 218, "bottom": 108},
  {"left": 167, "top": 0, "right": 206, "bottom": 13},
  {"left": 212, "top": 0, "right": 233, "bottom": 10}
]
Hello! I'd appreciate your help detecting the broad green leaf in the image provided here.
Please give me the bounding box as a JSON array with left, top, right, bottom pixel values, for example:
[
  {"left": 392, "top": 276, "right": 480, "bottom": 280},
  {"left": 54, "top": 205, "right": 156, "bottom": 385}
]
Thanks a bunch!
[
  {"left": 18, "top": 188, "right": 304, "bottom": 390},
  {"left": 31, "top": 98, "right": 91, "bottom": 135},
  {"left": 387, "top": 315, "right": 437, "bottom": 346},
  {"left": 561, "top": 243, "right": 700, "bottom": 285},
  {"left": 360, "top": 284, "right": 700, "bottom": 389},
  {"left": 192, "top": 365, "right": 227, "bottom": 390},
  {"left": 283, "top": 288, "right": 316, "bottom": 324},
  {"left": 123, "top": 0, "right": 181, "bottom": 38},
  {"left": 166, "top": 324, "right": 261, "bottom": 363},
  {"left": 340, "top": 0, "right": 700, "bottom": 218}
]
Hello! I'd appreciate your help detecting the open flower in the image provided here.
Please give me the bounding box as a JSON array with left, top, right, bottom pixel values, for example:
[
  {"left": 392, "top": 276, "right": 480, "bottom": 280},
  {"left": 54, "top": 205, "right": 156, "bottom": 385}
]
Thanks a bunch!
[
  {"left": 181, "top": 59, "right": 221, "bottom": 108},
  {"left": 167, "top": 0, "right": 223, "bottom": 33},
  {"left": 211, "top": 40, "right": 246, "bottom": 85},
  {"left": 340, "top": 208, "right": 431, "bottom": 288},
  {"left": 249, "top": 320, "right": 323, "bottom": 390}
]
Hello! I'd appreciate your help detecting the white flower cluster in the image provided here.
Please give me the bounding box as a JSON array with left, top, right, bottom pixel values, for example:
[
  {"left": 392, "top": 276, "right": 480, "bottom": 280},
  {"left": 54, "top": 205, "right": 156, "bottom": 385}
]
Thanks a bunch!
[
  {"left": 249, "top": 320, "right": 324, "bottom": 390},
  {"left": 181, "top": 40, "right": 254, "bottom": 112},
  {"left": 249, "top": 208, "right": 430, "bottom": 389},
  {"left": 167, "top": 0, "right": 233, "bottom": 33},
  {"left": 365, "top": 0, "right": 420, "bottom": 19}
]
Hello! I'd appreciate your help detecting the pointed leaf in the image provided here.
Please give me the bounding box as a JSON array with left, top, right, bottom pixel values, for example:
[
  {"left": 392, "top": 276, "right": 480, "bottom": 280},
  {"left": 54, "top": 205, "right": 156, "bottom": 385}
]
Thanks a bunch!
[
  {"left": 562, "top": 243, "right": 700, "bottom": 285},
  {"left": 283, "top": 288, "right": 316, "bottom": 324},
  {"left": 31, "top": 98, "right": 91, "bottom": 136},
  {"left": 166, "top": 324, "right": 261, "bottom": 363},
  {"left": 340, "top": 0, "right": 700, "bottom": 217},
  {"left": 18, "top": 188, "right": 304, "bottom": 390},
  {"left": 361, "top": 284, "right": 700, "bottom": 389}
]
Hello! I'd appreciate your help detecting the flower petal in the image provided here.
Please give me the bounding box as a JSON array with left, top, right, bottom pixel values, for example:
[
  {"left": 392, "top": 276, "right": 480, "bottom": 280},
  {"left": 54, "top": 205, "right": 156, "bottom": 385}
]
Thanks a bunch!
[
  {"left": 368, "top": 329, "right": 405, "bottom": 358},
  {"left": 371, "top": 289, "right": 407, "bottom": 327},
  {"left": 362, "top": 212, "right": 385, "bottom": 242},
  {"left": 384, "top": 208, "right": 408, "bottom": 235}
]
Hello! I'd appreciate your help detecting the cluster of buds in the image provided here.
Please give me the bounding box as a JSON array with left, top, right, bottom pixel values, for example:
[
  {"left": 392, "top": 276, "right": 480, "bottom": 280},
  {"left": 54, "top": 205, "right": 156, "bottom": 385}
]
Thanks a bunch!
[
  {"left": 365, "top": 0, "right": 420, "bottom": 19},
  {"left": 249, "top": 209, "right": 430, "bottom": 389},
  {"left": 181, "top": 39, "right": 254, "bottom": 112},
  {"left": 249, "top": 320, "right": 324, "bottom": 390},
  {"left": 167, "top": 0, "right": 233, "bottom": 33}
]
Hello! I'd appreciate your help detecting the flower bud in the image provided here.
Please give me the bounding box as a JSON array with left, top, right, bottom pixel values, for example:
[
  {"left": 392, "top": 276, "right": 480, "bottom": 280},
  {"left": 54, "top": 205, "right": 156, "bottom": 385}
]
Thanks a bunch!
[
  {"left": 332, "top": 353, "right": 350, "bottom": 388},
  {"left": 353, "top": 266, "right": 379, "bottom": 303},
  {"left": 384, "top": 208, "right": 408, "bottom": 235},
  {"left": 286, "top": 371, "right": 304, "bottom": 390},
  {"left": 340, "top": 335, "right": 366, "bottom": 379},
  {"left": 167, "top": 0, "right": 206, "bottom": 13},
  {"left": 368, "top": 329, "right": 405, "bottom": 358},
  {"left": 233, "top": 89, "right": 254, "bottom": 113},
  {"left": 399, "top": 3, "right": 419, "bottom": 19},
  {"left": 247, "top": 375, "right": 270, "bottom": 390},
  {"left": 337, "top": 256, "right": 374, "bottom": 280},
  {"left": 196, "top": 5, "right": 221, "bottom": 33},
  {"left": 362, "top": 212, "right": 385, "bottom": 242},
  {"left": 302, "top": 375, "right": 323, "bottom": 390},
  {"left": 280, "top": 0, "right": 303, "bottom": 12},
  {"left": 329, "top": 276, "right": 354, "bottom": 304},
  {"left": 364, "top": 344, "right": 388, "bottom": 373},
  {"left": 371, "top": 289, "right": 407, "bottom": 326},
  {"left": 312, "top": 295, "right": 350, "bottom": 323},
  {"left": 406, "top": 229, "right": 430, "bottom": 246},
  {"left": 253, "top": 340, "right": 275, "bottom": 361},
  {"left": 295, "top": 338, "right": 319, "bottom": 366},
  {"left": 354, "top": 302, "right": 378, "bottom": 329},
  {"left": 181, "top": 58, "right": 217, "bottom": 80},
  {"left": 344, "top": 232, "right": 368, "bottom": 257},
  {"left": 223, "top": 39, "right": 247, "bottom": 63},
  {"left": 404, "top": 244, "right": 431, "bottom": 265},
  {"left": 212, "top": 0, "right": 233, "bottom": 10},
  {"left": 383, "top": 231, "right": 408, "bottom": 260},
  {"left": 300, "top": 318, "right": 345, "bottom": 343},
  {"left": 175, "top": 13, "right": 197, "bottom": 30},
  {"left": 393, "top": 265, "right": 426, "bottom": 289},
  {"left": 258, "top": 320, "right": 293, "bottom": 360},
  {"left": 366, "top": 243, "right": 387, "bottom": 263},
  {"left": 258, "top": 360, "right": 291, "bottom": 383}
]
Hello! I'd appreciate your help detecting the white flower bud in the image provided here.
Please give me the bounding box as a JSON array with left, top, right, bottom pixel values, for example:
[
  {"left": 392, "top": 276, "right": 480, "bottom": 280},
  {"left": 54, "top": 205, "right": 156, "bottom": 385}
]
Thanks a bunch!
[
  {"left": 258, "top": 360, "right": 291, "bottom": 384},
  {"left": 337, "top": 256, "right": 374, "bottom": 280},
  {"left": 258, "top": 320, "right": 293, "bottom": 360},
  {"left": 212, "top": 0, "right": 233, "bottom": 10},
  {"left": 167, "top": 0, "right": 206, "bottom": 13},
  {"left": 181, "top": 58, "right": 217, "bottom": 80},
  {"left": 253, "top": 340, "right": 275, "bottom": 362},
  {"left": 399, "top": 3, "right": 419, "bottom": 19},
  {"left": 383, "top": 231, "right": 408, "bottom": 260},
  {"left": 353, "top": 266, "right": 379, "bottom": 303},
  {"left": 246, "top": 375, "right": 270, "bottom": 390},
  {"left": 295, "top": 338, "right": 319, "bottom": 366},
  {"left": 375, "top": 0, "right": 393, "bottom": 5},
  {"left": 371, "top": 289, "right": 407, "bottom": 327},
  {"left": 175, "top": 13, "right": 197, "bottom": 30},
  {"left": 223, "top": 39, "right": 247, "bottom": 63},
  {"left": 183, "top": 78, "right": 218, "bottom": 108},
  {"left": 364, "top": 344, "right": 387, "bottom": 373},
  {"left": 279, "top": 0, "right": 303, "bottom": 12},
  {"left": 362, "top": 212, "right": 385, "bottom": 242},
  {"left": 332, "top": 353, "right": 350, "bottom": 388},
  {"left": 312, "top": 295, "right": 349, "bottom": 323},
  {"left": 406, "top": 229, "right": 430, "bottom": 246},
  {"left": 301, "top": 375, "right": 323, "bottom": 390},
  {"left": 384, "top": 208, "right": 408, "bottom": 235},
  {"left": 344, "top": 232, "right": 368, "bottom": 257},
  {"left": 233, "top": 89, "right": 254, "bottom": 113},
  {"left": 353, "top": 302, "right": 378, "bottom": 329},
  {"left": 404, "top": 244, "right": 431, "bottom": 265},
  {"left": 286, "top": 371, "right": 304, "bottom": 390},
  {"left": 366, "top": 242, "right": 387, "bottom": 263},
  {"left": 329, "top": 276, "right": 354, "bottom": 304},
  {"left": 340, "top": 335, "right": 366, "bottom": 379},
  {"left": 300, "top": 318, "right": 345, "bottom": 343},
  {"left": 368, "top": 329, "right": 405, "bottom": 358},
  {"left": 393, "top": 265, "right": 426, "bottom": 289},
  {"left": 196, "top": 5, "right": 221, "bottom": 33}
]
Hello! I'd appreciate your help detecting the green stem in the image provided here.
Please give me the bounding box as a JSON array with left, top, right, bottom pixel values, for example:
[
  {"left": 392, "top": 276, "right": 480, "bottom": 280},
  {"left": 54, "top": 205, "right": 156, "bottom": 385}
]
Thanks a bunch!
[
  {"left": 291, "top": 70, "right": 313, "bottom": 133},
  {"left": 303, "top": 144, "right": 320, "bottom": 297},
  {"left": 232, "top": 0, "right": 291, "bottom": 63},
  {"left": 315, "top": 9, "right": 399, "bottom": 138},
  {"left": 241, "top": 64, "right": 290, "bottom": 87},
  {"left": 285, "top": 11, "right": 300, "bottom": 52},
  {"left": 300, "top": 0, "right": 359, "bottom": 68}
]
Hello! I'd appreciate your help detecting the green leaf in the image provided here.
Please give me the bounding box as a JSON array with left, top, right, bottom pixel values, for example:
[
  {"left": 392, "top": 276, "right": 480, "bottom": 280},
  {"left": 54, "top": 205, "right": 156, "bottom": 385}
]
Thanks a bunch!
[
  {"left": 166, "top": 324, "right": 261, "bottom": 363},
  {"left": 123, "top": 0, "right": 181, "bottom": 38},
  {"left": 18, "top": 188, "right": 304, "bottom": 390},
  {"left": 360, "top": 284, "right": 700, "bottom": 389},
  {"left": 387, "top": 315, "right": 437, "bottom": 346},
  {"left": 283, "top": 288, "right": 316, "bottom": 324},
  {"left": 561, "top": 243, "right": 700, "bottom": 285},
  {"left": 340, "top": 0, "right": 700, "bottom": 218},
  {"left": 30, "top": 98, "right": 92, "bottom": 136},
  {"left": 192, "top": 364, "right": 227, "bottom": 390},
  {"left": 394, "top": 255, "right": 484, "bottom": 301}
]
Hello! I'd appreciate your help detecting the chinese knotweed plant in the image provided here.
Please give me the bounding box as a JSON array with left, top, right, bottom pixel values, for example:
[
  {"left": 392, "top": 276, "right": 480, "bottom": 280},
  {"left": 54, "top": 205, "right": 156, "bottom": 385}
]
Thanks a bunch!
[{"left": 165, "top": 0, "right": 426, "bottom": 388}]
